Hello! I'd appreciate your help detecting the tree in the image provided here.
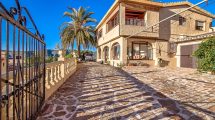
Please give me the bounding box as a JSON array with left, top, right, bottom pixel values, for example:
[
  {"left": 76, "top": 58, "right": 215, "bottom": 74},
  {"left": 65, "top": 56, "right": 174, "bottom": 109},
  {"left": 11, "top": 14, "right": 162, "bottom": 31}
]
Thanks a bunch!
[
  {"left": 193, "top": 37, "right": 215, "bottom": 73},
  {"left": 60, "top": 7, "right": 96, "bottom": 57}
]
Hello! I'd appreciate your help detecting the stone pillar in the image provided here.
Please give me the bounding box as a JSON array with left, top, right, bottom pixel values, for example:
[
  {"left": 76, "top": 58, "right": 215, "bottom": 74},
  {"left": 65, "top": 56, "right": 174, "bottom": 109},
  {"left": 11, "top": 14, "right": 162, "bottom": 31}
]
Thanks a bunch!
[
  {"left": 108, "top": 43, "right": 111, "bottom": 63},
  {"left": 58, "top": 50, "right": 65, "bottom": 61},
  {"left": 119, "top": 3, "right": 125, "bottom": 26},
  {"left": 121, "top": 37, "right": 128, "bottom": 65}
]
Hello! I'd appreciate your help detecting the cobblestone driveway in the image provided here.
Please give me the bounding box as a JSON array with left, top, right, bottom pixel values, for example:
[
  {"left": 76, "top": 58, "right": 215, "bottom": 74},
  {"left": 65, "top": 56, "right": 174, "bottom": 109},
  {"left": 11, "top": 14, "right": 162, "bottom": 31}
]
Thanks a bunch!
[{"left": 37, "top": 62, "right": 215, "bottom": 120}]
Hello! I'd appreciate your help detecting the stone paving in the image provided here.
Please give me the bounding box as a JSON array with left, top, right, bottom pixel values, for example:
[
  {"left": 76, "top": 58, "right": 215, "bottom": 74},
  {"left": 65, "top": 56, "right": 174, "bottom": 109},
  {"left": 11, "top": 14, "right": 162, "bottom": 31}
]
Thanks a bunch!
[{"left": 37, "top": 62, "right": 215, "bottom": 120}]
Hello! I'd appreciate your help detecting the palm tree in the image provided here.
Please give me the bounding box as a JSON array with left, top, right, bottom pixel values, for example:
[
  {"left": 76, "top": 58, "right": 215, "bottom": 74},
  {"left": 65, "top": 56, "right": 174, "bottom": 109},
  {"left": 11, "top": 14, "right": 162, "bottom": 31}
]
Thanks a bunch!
[{"left": 60, "top": 7, "right": 96, "bottom": 57}]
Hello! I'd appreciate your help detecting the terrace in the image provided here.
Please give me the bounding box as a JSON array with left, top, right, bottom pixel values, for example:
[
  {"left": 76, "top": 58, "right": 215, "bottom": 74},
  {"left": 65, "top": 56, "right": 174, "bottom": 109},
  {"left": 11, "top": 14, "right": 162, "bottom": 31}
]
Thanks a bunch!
[{"left": 37, "top": 62, "right": 215, "bottom": 119}]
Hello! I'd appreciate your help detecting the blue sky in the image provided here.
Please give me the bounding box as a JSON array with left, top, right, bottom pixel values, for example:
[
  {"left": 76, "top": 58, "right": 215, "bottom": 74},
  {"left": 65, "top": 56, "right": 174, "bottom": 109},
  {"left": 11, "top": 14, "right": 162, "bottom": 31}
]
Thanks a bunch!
[{"left": 1, "top": 0, "right": 215, "bottom": 50}]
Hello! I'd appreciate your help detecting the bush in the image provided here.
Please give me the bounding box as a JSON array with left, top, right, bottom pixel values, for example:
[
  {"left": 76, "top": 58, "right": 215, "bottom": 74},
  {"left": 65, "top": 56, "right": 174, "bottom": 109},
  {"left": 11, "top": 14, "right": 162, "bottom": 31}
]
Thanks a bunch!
[
  {"left": 65, "top": 54, "right": 73, "bottom": 59},
  {"left": 46, "top": 56, "right": 54, "bottom": 63},
  {"left": 193, "top": 37, "right": 215, "bottom": 73},
  {"left": 53, "top": 56, "right": 58, "bottom": 61},
  {"left": 52, "top": 54, "right": 60, "bottom": 61}
]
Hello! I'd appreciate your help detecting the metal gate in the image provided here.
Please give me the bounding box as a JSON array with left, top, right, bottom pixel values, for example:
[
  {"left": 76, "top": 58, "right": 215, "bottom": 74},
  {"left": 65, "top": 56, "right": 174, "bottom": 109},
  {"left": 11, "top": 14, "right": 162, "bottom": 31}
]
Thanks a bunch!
[
  {"left": 180, "top": 44, "right": 199, "bottom": 68},
  {"left": 0, "top": 1, "right": 46, "bottom": 120}
]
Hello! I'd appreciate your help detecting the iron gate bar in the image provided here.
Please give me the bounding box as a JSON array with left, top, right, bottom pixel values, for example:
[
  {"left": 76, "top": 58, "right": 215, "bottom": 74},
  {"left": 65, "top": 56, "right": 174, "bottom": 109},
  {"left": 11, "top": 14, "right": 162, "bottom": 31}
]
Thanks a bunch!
[
  {"left": 17, "top": 28, "right": 21, "bottom": 120},
  {"left": 21, "top": 29, "right": 24, "bottom": 120},
  {"left": 6, "top": 20, "right": 10, "bottom": 120},
  {"left": 0, "top": 16, "right": 2, "bottom": 119},
  {"left": 12, "top": 23, "right": 16, "bottom": 120},
  {"left": 25, "top": 32, "right": 28, "bottom": 120},
  {"left": 32, "top": 37, "right": 34, "bottom": 118},
  {"left": 29, "top": 36, "right": 31, "bottom": 119}
]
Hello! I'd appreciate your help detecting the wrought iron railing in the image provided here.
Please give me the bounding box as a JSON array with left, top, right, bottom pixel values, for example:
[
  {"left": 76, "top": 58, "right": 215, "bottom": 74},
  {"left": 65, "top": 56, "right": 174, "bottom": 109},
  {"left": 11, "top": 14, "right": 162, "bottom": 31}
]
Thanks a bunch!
[{"left": 0, "top": 0, "right": 46, "bottom": 120}]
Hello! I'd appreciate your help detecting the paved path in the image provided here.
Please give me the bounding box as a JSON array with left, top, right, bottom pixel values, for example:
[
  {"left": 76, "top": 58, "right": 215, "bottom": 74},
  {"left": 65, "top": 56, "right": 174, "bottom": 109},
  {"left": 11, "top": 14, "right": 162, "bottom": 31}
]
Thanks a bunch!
[{"left": 37, "top": 62, "right": 215, "bottom": 120}]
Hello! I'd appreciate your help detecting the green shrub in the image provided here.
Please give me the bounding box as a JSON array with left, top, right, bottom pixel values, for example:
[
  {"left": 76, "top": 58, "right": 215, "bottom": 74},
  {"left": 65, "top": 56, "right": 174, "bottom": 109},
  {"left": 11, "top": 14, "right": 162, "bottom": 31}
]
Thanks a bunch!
[
  {"left": 46, "top": 56, "right": 54, "bottom": 63},
  {"left": 193, "top": 37, "right": 215, "bottom": 72},
  {"left": 117, "top": 62, "right": 125, "bottom": 68},
  {"left": 65, "top": 54, "right": 73, "bottom": 59},
  {"left": 53, "top": 56, "right": 58, "bottom": 61}
]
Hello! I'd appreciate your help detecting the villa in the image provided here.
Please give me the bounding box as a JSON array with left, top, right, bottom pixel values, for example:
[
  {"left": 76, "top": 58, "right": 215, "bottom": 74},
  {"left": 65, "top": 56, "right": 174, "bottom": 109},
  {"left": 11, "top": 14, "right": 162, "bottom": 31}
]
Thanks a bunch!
[{"left": 96, "top": 0, "right": 215, "bottom": 68}]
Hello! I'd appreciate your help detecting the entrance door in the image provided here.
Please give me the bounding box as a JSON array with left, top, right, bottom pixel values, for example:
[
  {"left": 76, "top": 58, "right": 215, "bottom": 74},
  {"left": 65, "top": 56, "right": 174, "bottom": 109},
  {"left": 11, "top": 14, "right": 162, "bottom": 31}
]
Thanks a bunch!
[{"left": 180, "top": 44, "right": 199, "bottom": 68}]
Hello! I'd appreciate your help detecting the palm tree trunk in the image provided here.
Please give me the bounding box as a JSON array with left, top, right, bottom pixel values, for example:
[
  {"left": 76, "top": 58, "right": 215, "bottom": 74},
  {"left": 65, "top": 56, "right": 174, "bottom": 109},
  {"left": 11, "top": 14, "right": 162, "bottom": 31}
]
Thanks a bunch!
[
  {"left": 70, "top": 43, "right": 74, "bottom": 55},
  {"left": 78, "top": 45, "right": 81, "bottom": 58}
]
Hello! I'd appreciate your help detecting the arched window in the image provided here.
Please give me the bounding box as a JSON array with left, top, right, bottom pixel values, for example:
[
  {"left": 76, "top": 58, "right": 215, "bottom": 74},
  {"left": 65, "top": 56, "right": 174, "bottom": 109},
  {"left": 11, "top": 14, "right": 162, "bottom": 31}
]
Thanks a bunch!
[
  {"left": 132, "top": 42, "right": 153, "bottom": 60},
  {"left": 112, "top": 43, "right": 120, "bottom": 60},
  {"left": 98, "top": 48, "right": 101, "bottom": 59}
]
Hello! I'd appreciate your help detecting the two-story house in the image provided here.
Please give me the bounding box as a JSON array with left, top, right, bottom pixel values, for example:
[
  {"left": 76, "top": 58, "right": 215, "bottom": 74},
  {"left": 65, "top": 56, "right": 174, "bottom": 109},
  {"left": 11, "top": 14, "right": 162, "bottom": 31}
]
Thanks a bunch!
[{"left": 96, "top": 0, "right": 215, "bottom": 68}]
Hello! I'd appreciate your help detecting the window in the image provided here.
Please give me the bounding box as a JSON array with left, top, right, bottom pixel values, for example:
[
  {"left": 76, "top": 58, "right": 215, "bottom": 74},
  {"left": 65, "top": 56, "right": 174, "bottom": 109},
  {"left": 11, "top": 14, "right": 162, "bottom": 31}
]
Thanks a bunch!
[
  {"left": 98, "top": 29, "right": 103, "bottom": 39},
  {"left": 107, "top": 12, "right": 119, "bottom": 32},
  {"left": 196, "top": 20, "right": 205, "bottom": 31},
  {"left": 112, "top": 43, "right": 120, "bottom": 60},
  {"left": 131, "top": 42, "right": 153, "bottom": 60},
  {"left": 179, "top": 17, "right": 186, "bottom": 26}
]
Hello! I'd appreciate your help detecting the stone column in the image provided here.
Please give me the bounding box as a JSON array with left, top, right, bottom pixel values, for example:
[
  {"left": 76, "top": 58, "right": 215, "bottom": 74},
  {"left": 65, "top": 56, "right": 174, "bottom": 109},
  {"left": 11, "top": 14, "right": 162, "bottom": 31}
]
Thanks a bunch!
[
  {"left": 121, "top": 37, "right": 128, "bottom": 65},
  {"left": 58, "top": 50, "right": 65, "bottom": 61},
  {"left": 119, "top": 3, "right": 125, "bottom": 26}
]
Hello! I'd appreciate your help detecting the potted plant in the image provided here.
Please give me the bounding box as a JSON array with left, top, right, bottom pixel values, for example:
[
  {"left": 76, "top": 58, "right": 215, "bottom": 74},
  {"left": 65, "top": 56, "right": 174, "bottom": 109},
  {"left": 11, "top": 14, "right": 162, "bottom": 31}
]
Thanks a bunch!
[{"left": 158, "top": 58, "right": 163, "bottom": 67}]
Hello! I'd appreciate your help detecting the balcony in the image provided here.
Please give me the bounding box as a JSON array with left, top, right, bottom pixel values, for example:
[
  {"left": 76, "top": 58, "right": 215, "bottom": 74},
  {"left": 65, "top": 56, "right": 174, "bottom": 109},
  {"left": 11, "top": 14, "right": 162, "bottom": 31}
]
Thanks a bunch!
[
  {"left": 120, "top": 9, "right": 159, "bottom": 38},
  {"left": 120, "top": 23, "right": 159, "bottom": 38}
]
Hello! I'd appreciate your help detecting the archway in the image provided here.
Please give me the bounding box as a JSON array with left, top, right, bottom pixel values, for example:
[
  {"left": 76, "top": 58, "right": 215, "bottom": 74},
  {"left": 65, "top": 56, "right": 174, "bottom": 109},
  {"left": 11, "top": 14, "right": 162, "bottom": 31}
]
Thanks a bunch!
[
  {"left": 98, "top": 47, "right": 101, "bottom": 59},
  {"left": 103, "top": 46, "right": 109, "bottom": 63},
  {"left": 111, "top": 42, "right": 120, "bottom": 60}
]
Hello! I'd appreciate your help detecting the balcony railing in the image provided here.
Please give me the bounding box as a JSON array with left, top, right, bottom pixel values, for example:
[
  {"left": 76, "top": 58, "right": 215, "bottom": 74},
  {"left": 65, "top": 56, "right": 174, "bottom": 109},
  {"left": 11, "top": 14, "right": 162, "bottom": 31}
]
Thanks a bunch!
[{"left": 125, "top": 18, "right": 146, "bottom": 26}]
